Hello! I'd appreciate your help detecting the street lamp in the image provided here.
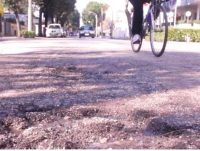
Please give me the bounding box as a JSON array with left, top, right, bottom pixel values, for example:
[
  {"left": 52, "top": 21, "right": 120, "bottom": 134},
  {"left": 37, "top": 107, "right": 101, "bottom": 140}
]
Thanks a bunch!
[
  {"left": 89, "top": 11, "right": 98, "bottom": 37},
  {"left": 28, "top": 0, "right": 32, "bottom": 31}
]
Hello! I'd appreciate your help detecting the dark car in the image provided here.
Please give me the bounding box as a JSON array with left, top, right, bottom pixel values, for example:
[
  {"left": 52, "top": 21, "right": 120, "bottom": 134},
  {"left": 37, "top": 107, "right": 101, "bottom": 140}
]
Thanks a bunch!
[
  {"left": 79, "top": 25, "right": 95, "bottom": 38},
  {"left": 69, "top": 31, "right": 77, "bottom": 36}
]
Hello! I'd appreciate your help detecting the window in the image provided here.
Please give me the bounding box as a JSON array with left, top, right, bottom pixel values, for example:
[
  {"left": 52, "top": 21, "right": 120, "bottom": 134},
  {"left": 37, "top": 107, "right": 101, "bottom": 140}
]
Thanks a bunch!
[
  {"left": 48, "top": 25, "right": 61, "bottom": 29},
  {"left": 80, "top": 26, "right": 94, "bottom": 30}
]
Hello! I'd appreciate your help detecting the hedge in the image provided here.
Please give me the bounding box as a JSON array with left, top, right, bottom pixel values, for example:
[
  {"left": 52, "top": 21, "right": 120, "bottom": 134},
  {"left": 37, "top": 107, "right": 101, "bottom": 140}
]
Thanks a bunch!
[
  {"left": 168, "top": 28, "right": 200, "bottom": 42},
  {"left": 177, "top": 20, "right": 200, "bottom": 25},
  {"left": 145, "top": 28, "right": 200, "bottom": 42},
  {"left": 20, "top": 30, "right": 35, "bottom": 38}
]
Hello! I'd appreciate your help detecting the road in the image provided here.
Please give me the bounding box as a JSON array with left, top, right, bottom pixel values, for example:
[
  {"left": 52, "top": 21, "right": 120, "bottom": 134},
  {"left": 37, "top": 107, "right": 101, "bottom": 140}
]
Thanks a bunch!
[{"left": 0, "top": 37, "right": 200, "bottom": 149}]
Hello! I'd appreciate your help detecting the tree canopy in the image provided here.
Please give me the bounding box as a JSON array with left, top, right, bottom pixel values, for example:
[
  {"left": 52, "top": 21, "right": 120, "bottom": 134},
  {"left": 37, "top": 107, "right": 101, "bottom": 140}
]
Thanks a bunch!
[
  {"left": 66, "top": 9, "right": 80, "bottom": 31},
  {"left": 82, "top": 1, "right": 109, "bottom": 28},
  {"left": 33, "top": 0, "right": 76, "bottom": 26},
  {"left": 2, "top": 0, "right": 77, "bottom": 36},
  {"left": 33, "top": 0, "right": 77, "bottom": 35}
]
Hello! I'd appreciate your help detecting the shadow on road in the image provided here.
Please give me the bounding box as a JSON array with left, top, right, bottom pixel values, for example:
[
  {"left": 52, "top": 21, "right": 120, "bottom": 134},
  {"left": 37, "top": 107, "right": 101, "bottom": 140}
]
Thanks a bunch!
[{"left": 0, "top": 47, "right": 200, "bottom": 149}]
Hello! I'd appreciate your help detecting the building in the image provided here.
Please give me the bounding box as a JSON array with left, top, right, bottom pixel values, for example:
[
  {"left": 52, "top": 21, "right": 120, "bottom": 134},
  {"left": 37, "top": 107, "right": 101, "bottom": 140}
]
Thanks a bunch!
[
  {"left": 105, "top": 1, "right": 130, "bottom": 39},
  {"left": 105, "top": 0, "right": 152, "bottom": 39},
  {"left": 2, "top": 13, "right": 28, "bottom": 36},
  {"left": 177, "top": 0, "right": 200, "bottom": 20},
  {"left": 104, "top": 0, "right": 200, "bottom": 39},
  {"left": 174, "top": 0, "right": 200, "bottom": 28}
]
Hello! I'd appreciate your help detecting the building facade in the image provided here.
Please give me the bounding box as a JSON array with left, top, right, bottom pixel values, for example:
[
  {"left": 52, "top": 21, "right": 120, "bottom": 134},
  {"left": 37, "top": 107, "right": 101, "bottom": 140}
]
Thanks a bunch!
[
  {"left": 105, "top": 0, "right": 200, "bottom": 39},
  {"left": 177, "top": 0, "right": 200, "bottom": 20}
]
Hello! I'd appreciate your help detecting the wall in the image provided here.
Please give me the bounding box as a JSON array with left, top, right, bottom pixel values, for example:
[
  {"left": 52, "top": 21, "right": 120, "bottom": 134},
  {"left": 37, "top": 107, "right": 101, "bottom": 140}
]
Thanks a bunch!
[
  {"left": 1, "top": 20, "right": 4, "bottom": 35},
  {"left": 1, "top": 22, "right": 27, "bottom": 36}
]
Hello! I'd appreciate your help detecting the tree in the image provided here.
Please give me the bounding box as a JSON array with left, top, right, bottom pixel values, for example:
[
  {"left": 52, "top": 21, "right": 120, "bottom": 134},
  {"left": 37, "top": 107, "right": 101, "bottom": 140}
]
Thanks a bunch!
[
  {"left": 66, "top": 9, "right": 80, "bottom": 31},
  {"left": 33, "top": 0, "right": 76, "bottom": 36},
  {"left": 4, "top": 0, "right": 27, "bottom": 37},
  {"left": 82, "top": 1, "right": 109, "bottom": 28},
  {"left": 52, "top": 0, "right": 76, "bottom": 25},
  {"left": 33, "top": 0, "right": 48, "bottom": 36}
]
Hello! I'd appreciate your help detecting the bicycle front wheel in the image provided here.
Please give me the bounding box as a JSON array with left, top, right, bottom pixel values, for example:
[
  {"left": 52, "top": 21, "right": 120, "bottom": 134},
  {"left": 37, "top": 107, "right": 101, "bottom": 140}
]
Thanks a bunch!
[{"left": 150, "top": 5, "right": 168, "bottom": 57}]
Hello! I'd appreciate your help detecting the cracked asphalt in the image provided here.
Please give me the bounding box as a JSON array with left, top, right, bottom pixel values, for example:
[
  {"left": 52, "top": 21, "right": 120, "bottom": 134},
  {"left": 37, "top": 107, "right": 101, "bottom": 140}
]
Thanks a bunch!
[{"left": 0, "top": 37, "right": 200, "bottom": 149}]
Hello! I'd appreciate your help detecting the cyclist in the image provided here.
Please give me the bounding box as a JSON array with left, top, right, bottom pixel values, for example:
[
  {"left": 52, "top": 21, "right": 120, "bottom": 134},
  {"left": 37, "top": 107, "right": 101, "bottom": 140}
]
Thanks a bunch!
[
  {"left": 126, "top": 0, "right": 175, "bottom": 44},
  {"left": 126, "top": 0, "right": 151, "bottom": 44}
]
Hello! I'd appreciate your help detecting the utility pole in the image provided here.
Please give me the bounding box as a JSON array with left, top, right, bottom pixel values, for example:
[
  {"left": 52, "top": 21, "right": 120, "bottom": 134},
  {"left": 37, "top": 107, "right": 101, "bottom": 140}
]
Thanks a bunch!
[
  {"left": 89, "top": 11, "right": 98, "bottom": 37},
  {"left": 100, "top": 7, "right": 103, "bottom": 38},
  {"left": 28, "top": 0, "right": 32, "bottom": 31},
  {"left": 173, "top": 2, "right": 177, "bottom": 27},
  {"left": 110, "top": 9, "right": 113, "bottom": 39},
  {"left": 95, "top": 14, "right": 98, "bottom": 37}
]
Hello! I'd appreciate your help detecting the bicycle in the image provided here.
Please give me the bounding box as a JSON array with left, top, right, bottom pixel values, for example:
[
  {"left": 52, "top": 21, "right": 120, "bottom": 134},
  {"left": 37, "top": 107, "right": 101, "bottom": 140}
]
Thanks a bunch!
[{"left": 126, "top": 0, "right": 169, "bottom": 57}]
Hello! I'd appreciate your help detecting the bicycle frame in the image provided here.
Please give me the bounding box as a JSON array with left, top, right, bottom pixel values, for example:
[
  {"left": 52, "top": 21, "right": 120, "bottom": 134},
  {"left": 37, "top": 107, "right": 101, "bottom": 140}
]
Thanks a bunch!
[
  {"left": 127, "top": 0, "right": 168, "bottom": 57},
  {"left": 143, "top": 0, "right": 163, "bottom": 38}
]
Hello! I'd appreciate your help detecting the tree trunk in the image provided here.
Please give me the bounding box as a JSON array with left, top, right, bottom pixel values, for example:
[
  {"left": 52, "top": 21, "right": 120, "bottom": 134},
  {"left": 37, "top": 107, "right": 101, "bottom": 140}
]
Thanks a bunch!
[
  {"left": 44, "top": 12, "right": 49, "bottom": 37},
  {"left": 61, "top": 21, "right": 64, "bottom": 27},
  {"left": 56, "top": 16, "right": 59, "bottom": 23},
  {"left": 15, "top": 12, "right": 21, "bottom": 37},
  {"left": 51, "top": 15, "right": 54, "bottom": 23},
  {"left": 44, "top": 11, "right": 48, "bottom": 27},
  {"left": 38, "top": 7, "right": 43, "bottom": 37}
]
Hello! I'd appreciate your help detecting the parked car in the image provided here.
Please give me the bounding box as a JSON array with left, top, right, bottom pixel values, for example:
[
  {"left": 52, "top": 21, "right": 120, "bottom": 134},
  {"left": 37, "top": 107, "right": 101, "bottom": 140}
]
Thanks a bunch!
[
  {"left": 79, "top": 25, "right": 95, "bottom": 38},
  {"left": 46, "top": 24, "right": 63, "bottom": 38}
]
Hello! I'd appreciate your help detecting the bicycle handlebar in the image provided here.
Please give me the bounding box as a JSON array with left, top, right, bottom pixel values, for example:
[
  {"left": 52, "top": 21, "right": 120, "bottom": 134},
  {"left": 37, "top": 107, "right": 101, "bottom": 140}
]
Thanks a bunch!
[{"left": 150, "top": 0, "right": 170, "bottom": 3}]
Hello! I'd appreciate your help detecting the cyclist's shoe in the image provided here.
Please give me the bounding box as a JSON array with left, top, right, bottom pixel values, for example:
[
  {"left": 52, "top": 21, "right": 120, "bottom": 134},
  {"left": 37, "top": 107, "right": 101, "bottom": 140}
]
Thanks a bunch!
[{"left": 132, "top": 34, "right": 141, "bottom": 44}]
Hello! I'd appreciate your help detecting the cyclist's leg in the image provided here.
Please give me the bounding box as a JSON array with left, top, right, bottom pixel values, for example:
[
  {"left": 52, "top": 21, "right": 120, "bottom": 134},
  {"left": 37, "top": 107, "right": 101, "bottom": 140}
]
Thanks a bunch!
[
  {"left": 129, "top": 0, "right": 143, "bottom": 37},
  {"left": 129, "top": 0, "right": 144, "bottom": 51}
]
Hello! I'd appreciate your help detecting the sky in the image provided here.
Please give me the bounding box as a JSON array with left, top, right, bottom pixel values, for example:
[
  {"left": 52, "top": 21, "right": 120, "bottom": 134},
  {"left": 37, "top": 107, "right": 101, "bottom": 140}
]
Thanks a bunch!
[
  {"left": 75, "top": 0, "right": 127, "bottom": 26},
  {"left": 75, "top": 0, "right": 121, "bottom": 13}
]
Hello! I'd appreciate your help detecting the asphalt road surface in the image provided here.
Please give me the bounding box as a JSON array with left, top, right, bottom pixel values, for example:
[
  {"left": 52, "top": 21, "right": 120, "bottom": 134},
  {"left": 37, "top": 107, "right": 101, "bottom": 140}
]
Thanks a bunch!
[{"left": 0, "top": 37, "right": 200, "bottom": 149}]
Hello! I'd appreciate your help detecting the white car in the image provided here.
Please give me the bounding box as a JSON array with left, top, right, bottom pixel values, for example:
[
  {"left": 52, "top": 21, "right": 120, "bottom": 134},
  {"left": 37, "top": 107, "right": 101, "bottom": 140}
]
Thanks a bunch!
[{"left": 46, "top": 24, "right": 63, "bottom": 38}]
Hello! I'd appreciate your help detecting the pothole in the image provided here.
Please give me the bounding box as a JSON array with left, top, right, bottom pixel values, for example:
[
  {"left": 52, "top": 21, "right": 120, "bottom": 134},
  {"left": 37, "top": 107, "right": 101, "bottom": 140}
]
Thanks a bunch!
[
  {"left": 63, "top": 106, "right": 101, "bottom": 119},
  {"left": 146, "top": 117, "right": 181, "bottom": 136},
  {"left": 132, "top": 109, "right": 157, "bottom": 121},
  {"left": 78, "top": 107, "right": 99, "bottom": 117},
  {"left": 25, "top": 112, "right": 55, "bottom": 125}
]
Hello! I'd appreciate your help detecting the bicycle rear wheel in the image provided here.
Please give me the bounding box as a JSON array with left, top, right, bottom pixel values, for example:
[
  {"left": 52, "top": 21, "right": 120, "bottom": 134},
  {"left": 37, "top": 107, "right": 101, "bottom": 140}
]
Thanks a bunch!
[{"left": 150, "top": 4, "right": 168, "bottom": 57}]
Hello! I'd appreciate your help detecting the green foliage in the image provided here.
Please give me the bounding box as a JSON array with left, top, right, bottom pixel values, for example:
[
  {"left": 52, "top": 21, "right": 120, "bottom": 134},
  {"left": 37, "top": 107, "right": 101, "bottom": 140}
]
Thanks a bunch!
[
  {"left": 193, "top": 20, "right": 200, "bottom": 24},
  {"left": 36, "top": 0, "right": 76, "bottom": 24},
  {"left": 28, "top": 31, "right": 36, "bottom": 38},
  {"left": 4, "top": 0, "right": 27, "bottom": 13},
  {"left": 20, "top": 30, "right": 35, "bottom": 38},
  {"left": 168, "top": 28, "right": 200, "bottom": 42},
  {"left": 146, "top": 28, "right": 200, "bottom": 42},
  {"left": 51, "top": 0, "right": 76, "bottom": 25},
  {"left": 177, "top": 20, "right": 200, "bottom": 26},
  {"left": 66, "top": 9, "right": 80, "bottom": 31},
  {"left": 33, "top": 0, "right": 76, "bottom": 29},
  {"left": 82, "top": 2, "right": 109, "bottom": 27}
]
